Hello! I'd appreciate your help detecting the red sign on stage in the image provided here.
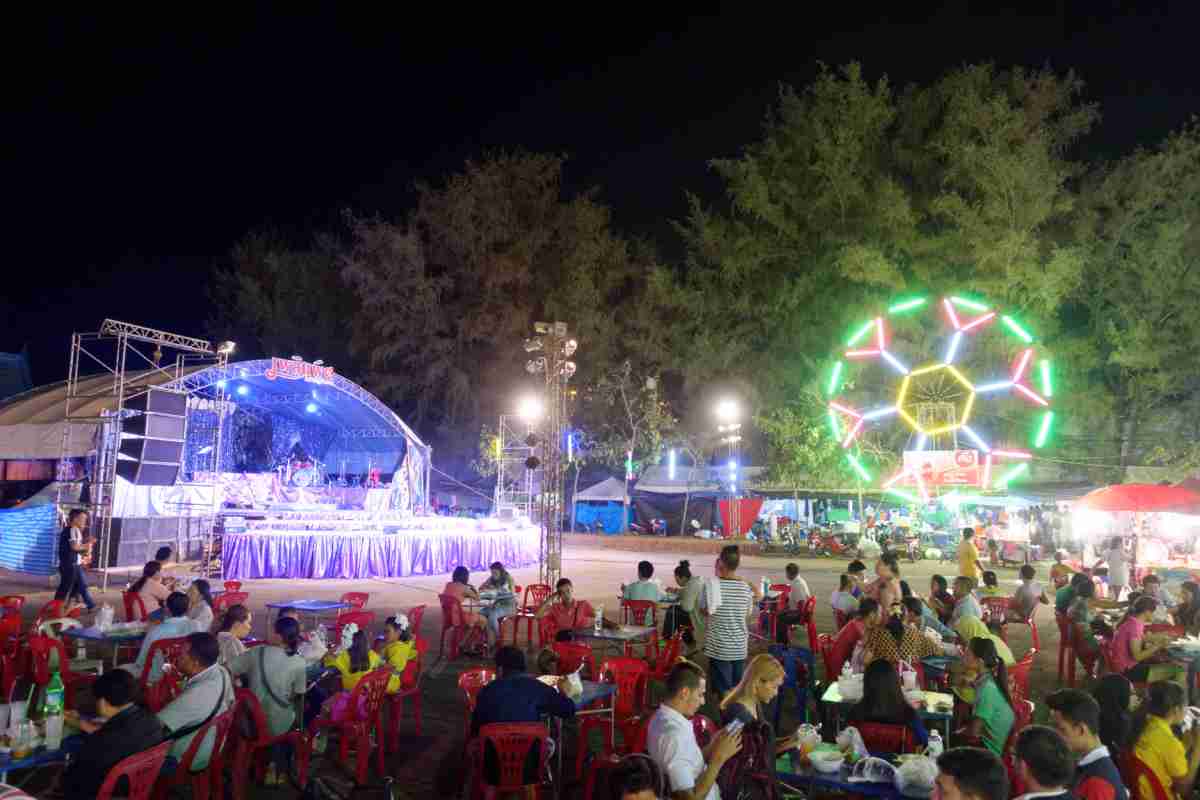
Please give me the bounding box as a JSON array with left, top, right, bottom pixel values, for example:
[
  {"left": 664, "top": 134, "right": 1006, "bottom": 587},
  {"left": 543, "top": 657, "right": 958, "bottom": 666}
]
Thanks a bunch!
[
  {"left": 901, "top": 450, "right": 981, "bottom": 486},
  {"left": 265, "top": 357, "right": 335, "bottom": 383}
]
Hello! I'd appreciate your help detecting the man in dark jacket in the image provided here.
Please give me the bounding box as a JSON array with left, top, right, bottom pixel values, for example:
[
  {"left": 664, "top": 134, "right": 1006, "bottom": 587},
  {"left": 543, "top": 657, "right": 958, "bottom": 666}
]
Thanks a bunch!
[{"left": 62, "top": 670, "right": 165, "bottom": 800}]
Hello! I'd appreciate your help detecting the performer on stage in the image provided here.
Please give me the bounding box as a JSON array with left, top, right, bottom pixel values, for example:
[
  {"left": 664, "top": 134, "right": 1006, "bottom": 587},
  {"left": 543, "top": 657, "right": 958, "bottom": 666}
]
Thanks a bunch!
[{"left": 55, "top": 509, "right": 95, "bottom": 612}]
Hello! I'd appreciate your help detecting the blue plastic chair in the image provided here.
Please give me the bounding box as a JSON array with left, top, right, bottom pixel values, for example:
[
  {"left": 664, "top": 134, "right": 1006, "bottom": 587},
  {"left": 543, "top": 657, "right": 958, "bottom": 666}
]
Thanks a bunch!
[{"left": 767, "top": 644, "right": 813, "bottom": 729}]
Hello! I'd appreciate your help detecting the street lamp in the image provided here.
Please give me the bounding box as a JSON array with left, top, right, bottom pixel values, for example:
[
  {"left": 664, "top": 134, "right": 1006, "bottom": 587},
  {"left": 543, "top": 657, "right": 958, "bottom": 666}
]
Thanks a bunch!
[
  {"left": 715, "top": 399, "right": 744, "bottom": 538},
  {"left": 517, "top": 395, "right": 544, "bottom": 422}
]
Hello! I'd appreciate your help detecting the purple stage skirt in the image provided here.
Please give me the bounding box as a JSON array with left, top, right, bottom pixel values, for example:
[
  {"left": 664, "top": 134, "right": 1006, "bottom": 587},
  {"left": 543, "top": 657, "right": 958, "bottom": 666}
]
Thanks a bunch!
[{"left": 222, "top": 527, "right": 540, "bottom": 580}]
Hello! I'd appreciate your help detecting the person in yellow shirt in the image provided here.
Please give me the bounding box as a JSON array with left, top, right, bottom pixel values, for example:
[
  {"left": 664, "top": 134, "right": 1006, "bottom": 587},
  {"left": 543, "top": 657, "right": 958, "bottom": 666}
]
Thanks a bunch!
[
  {"left": 323, "top": 625, "right": 383, "bottom": 720},
  {"left": 1048, "top": 550, "right": 1074, "bottom": 587},
  {"left": 382, "top": 613, "right": 417, "bottom": 693},
  {"left": 957, "top": 528, "right": 983, "bottom": 583},
  {"left": 1132, "top": 681, "right": 1200, "bottom": 800}
]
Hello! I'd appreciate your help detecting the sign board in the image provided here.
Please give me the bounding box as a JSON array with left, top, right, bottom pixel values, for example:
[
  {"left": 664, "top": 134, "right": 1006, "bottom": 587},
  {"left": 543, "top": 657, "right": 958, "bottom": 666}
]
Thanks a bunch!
[
  {"left": 265, "top": 357, "right": 335, "bottom": 382},
  {"left": 901, "top": 449, "right": 981, "bottom": 486}
]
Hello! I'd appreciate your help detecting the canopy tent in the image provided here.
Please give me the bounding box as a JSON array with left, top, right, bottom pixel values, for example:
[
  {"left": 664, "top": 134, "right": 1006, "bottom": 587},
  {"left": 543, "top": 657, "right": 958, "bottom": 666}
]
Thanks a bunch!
[
  {"left": 633, "top": 464, "right": 765, "bottom": 495},
  {"left": 572, "top": 475, "right": 629, "bottom": 534},
  {"left": 574, "top": 476, "right": 628, "bottom": 503},
  {"left": 945, "top": 493, "right": 1038, "bottom": 509}
]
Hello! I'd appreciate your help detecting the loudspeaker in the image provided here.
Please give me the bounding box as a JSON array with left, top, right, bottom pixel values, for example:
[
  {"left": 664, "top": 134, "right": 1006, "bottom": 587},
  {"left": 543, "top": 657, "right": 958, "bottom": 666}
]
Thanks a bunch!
[
  {"left": 119, "top": 437, "right": 184, "bottom": 463},
  {"left": 125, "top": 388, "right": 188, "bottom": 416},
  {"left": 123, "top": 413, "right": 186, "bottom": 440},
  {"left": 101, "top": 517, "right": 206, "bottom": 567},
  {"left": 116, "top": 460, "right": 180, "bottom": 486}
]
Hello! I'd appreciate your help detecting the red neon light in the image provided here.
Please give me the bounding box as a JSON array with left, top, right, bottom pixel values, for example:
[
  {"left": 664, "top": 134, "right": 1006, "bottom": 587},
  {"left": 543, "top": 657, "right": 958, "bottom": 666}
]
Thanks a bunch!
[
  {"left": 841, "top": 418, "right": 865, "bottom": 448},
  {"left": 846, "top": 349, "right": 880, "bottom": 358},
  {"left": 875, "top": 317, "right": 886, "bottom": 351},
  {"left": 960, "top": 311, "right": 997, "bottom": 332},
  {"left": 942, "top": 299, "right": 961, "bottom": 330},
  {"left": 829, "top": 401, "right": 862, "bottom": 419},
  {"left": 1013, "top": 383, "right": 1049, "bottom": 407},
  {"left": 1011, "top": 348, "right": 1033, "bottom": 383},
  {"left": 991, "top": 450, "right": 1032, "bottom": 460}
]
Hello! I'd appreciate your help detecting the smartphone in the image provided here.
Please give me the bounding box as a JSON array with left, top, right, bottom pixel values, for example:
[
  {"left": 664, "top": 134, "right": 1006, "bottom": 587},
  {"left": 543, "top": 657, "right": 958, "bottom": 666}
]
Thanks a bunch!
[{"left": 724, "top": 719, "right": 745, "bottom": 735}]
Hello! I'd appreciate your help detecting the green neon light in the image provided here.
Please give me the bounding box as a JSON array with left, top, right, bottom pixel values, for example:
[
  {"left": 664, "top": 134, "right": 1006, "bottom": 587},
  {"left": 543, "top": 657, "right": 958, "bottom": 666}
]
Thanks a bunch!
[
  {"left": 846, "top": 453, "right": 871, "bottom": 482},
  {"left": 998, "top": 462, "right": 1029, "bottom": 485},
  {"left": 886, "top": 488, "right": 919, "bottom": 504},
  {"left": 1035, "top": 411, "right": 1054, "bottom": 448},
  {"left": 1039, "top": 360, "right": 1053, "bottom": 397},
  {"left": 828, "top": 361, "right": 844, "bottom": 396},
  {"left": 1001, "top": 315, "right": 1034, "bottom": 343},
  {"left": 950, "top": 296, "right": 989, "bottom": 313},
  {"left": 888, "top": 297, "right": 927, "bottom": 315},
  {"left": 828, "top": 410, "right": 841, "bottom": 440},
  {"left": 847, "top": 320, "right": 875, "bottom": 347}
]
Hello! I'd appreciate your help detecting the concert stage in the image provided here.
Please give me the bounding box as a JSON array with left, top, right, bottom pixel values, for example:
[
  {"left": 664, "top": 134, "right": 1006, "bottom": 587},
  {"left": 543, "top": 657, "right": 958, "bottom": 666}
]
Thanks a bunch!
[{"left": 221, "top": 514, "right": 540, "bottom": 580}]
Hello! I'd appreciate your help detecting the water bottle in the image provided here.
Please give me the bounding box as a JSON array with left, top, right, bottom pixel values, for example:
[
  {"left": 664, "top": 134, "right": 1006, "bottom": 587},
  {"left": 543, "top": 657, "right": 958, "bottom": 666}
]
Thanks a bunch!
[
  {"left": 594, "top": 605, "right": 604, "bottom": 634},
  {"left": 926, "top": 729, "right": 943, "bottom": 757}
]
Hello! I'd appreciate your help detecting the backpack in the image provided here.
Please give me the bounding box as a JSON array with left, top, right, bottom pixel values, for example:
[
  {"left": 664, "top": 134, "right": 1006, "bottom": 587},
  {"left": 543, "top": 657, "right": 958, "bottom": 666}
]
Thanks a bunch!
[{"left": 715, "top": 718, "right": 778, "bottom": 800}]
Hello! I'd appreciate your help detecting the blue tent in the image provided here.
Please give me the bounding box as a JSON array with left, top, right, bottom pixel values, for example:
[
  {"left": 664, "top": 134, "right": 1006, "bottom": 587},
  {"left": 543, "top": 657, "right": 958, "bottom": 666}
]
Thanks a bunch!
[{"left": 573, "top": 477, "right": 629, "bottom": 534}]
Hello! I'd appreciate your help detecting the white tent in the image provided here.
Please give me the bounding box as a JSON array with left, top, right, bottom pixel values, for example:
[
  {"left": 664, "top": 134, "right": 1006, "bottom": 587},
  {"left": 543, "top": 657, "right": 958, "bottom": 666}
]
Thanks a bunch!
[
  {"left": 574, "top": 476, "right": 628, "bottom": 503},
  {"left": 634, "top": 465, "right": 765, "bottom": 495}
]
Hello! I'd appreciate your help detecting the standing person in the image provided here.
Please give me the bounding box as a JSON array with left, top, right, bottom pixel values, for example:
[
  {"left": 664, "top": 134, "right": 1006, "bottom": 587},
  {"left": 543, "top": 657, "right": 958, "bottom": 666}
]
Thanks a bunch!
[
  {"left": 865, "top": 553, "right": 902, "bottom": 613},
  {"left": 934, "top": 747, "right": 1009, "bottom": 800},
  {"left": 1049, "top": 550, "right": 1075, "bottom": 587},
  {"left": 700, "top": 545, "right": 756, "bottom": 699},
  {"left": 477, "top": 561, "right": 517, "bottom": 646},
  {"left": 647, "top": 661, "right": 742, "bottom": 800},
  {"left": 957, "top": 528, "right": 984, "bottom": 584},
  {"left": 186, "top": 579, "right": 214, "bottom": 633},
  {"left": 718, "top": 653, "right": 799, "bottom": 781},
  {"left": 55, "top": 509, "right": 95, "bottom": 612},
  {"left": 1131, "top": 681, "right": 1200, "bottom": 800},
  {"left": 772, "top": 563, "right": 811, "bottom": 645},
  {"left": 1095, "top": 538, "right": 1129, "bottom": 601},
  {"left": 1046, "top": 688, "right": 1129, "bottom": 800},
  {"left": 1012, "top": 726, "right": 1076, "bottom": 800}
]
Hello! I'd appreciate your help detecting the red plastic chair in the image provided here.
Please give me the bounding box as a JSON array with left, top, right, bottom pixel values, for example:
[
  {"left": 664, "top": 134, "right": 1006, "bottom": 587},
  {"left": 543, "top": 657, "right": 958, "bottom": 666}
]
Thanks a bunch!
[
  {"left": 761, "top": 584, "right": 792, "bottom": 640},
  {"left": 833, "top": 609, "right": 849, "bottom": 632},
  {"left": 35, "top": 600, "right": 81, "bottom": 625},
  {"left": 231, "top": 688, "right": 311, "bottom": 798},
  {"left": 26, "top": 634, "right": 97, "bottom": 709},
  {"left": 385, "top": 638, "right": 429, "bottom": 750},
  {"left": 144, "top": 666, "right": 185, "bottom": 714},
  {"left": 213, "top": 591, "right": 249, "bottom": 614},
  {"left": 576, "top": 658, "right": 649, "bottom": 777},
  {"left": 470, "top": 722, "right": 553, "bottom": 800},
  {"left": 96, "top": 738, "right": 173, "bottom": 800},
  {"left": 137, "top": 636, "right": 190, "bottom": 698},
  {"left": 794, "top": 595, "right": 819, "bottom": 651},
  {"left": 1124, "top": 752, "right": 1172, "bottom": 800},
  {"left": 980, "top": 597, "right": 1011, "bottom": 635},
  {"left": 503, "top": 584, "right": 552, "bottom": 648},
  {"left": 152, "top": 704, "right": 237, "bottom": 800},
  {"left": 334, "top": 610, "right": 377, "bottom": 642},
  {"left": 1011, "top": 611, "right": 1041, "bottom": 653},
  {"left": 309, "top": 667, "right": 391, "bottom": 786},
  {"left": 856, "top": 722, "right": 913, "bottom": 754},
  {"left": 341, "top": 592, "right": 370, "bottom": 610},
  {"left": 222, "top": 581, "right": 242, "bottom": 592},
  {"left": 692, "top": 713, "right": 719, "bottom": 749},
  {"left": 404, "top": 604, "right": 426, "bottom": 638},
  {"left": 647, "top": 631, "right": 685, "bottom": 684},
  {"left": 1008, "top": 649, "right": 1036, "bottom": 707},
  {"left": 458, "top": 667, "right": 497, "bottom": 738},
  {"left": 0, "top": 596, "right": 25, "bottom": 612},
  {"left": 1147, "top": 624, "right": 1185, "bottom": 638},
  {"left": 122, "top": 591, "right": 150, "bottom": 622},
  {"left": 552, "top": 640, "right": 597, "bottom": 679},
  {"left": 621, "top": 599, "right": 658, "bottom": 627},
  {"left": 1070, "top": 623, "right": 1102, "bottom": 687},
  {"left": 439, "top": 594, "right": 473, "bottom": 660}
]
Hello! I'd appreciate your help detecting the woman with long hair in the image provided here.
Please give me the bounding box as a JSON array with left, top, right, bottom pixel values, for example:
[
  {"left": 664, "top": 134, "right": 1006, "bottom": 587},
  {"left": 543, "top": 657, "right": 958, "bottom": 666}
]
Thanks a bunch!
[
  {"left": 186, "top": 579, "right": 214, "bottom": 633},
  {"left": 323, "top": 627, "right": 384, "bottom": 725},
  {"left": 1131, "top": 681, "right": 1200, "bottom": 799},
  {"left": 846, "top": 659, "right": 929, "bottom": 746},
  {"left": 216, "top": 604, "right": 251, "bottom": 665},
  {"left": 958, "top": 637, "right": 1015, "bottom": 755},
  {"left": 382, "top": 613, "right": 417, "bottom": 693},
  {"left": 477, "top": 562, "right": 516, "bottom": 645},
  {"left": 1092, "top": 673, "right": 1133, "bottom": 755},
  {"left": 130, "top": 560, "right": 169, "bottom": 611},
  {"left": 1175, "top": 582, "right": 1200, "bottom": 632},
  {"left": 443, "top": 565, "right": 486, "bottom": 632},
  {"left": 719, "top": 653, "right": 797, "bottom": 779}
]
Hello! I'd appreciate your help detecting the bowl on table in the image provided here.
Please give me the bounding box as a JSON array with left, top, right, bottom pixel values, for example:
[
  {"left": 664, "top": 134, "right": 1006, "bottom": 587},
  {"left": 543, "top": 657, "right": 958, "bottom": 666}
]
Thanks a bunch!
[{"left": 809, "top": 749, "right": 845, "bottom": 774}]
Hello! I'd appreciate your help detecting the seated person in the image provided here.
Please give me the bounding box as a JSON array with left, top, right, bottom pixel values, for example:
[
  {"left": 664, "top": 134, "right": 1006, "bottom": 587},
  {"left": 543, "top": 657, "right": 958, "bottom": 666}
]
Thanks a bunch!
[
  {"left": 903, "top": 597, "right": 954, "bottom": 640},
  {"left": 471, "top": 646, "right": 576, "bottom": 785},
  {"left": 1176, "top": 582, "right": 1200, "bottom": 633},
  {"left": 935, "top": 747, "right": 1009, "bottom": 800},
  {"left": 61, "top": 670, "right": 166, "bottom": 800},
  {"left": 536, "top": 578, "right": 597, "bottom": 639},
  {"left": 718, "top": 654, "right": 799, "bottom": 780},
  {"left": 647, "top": 661, "right": 742, "bottom": 800},
  {"left": 845, "top": 659, "right": 928, "bottom": 748},
  {"left": 1012, "top": 725, "right": 1076, "bottom": 800},
  {"left": 606, "top": 754, "right": 667, "bottom": 800},
  {"left": 1109, "top": 596, "right": 1173, "bottom": 683},
  {"left": 128, "top": 592, "right": 193, "bottom": 682},
  {"left": 847, "top": 560, "right": 868, "bottom": 597},
  {"left": 478, "top": 561, "right": 517, "bottom": 643},
  {"left": 381, "top": 613, "right": 418, "bottom": 692},
  {"left": 229, "top": 617, "right": 306, "bottom": 784},
  {"left": 1044, "top": 688, "right": 1130, "bottom": 800},
  {"left": 157, "top": 633, "right": 235, "bottom": 770},
  {"left": 773, "top": 562, "right": 812, "bottom": 645},
  {"left": 623, "top": 561, "right": 666, "bottom": 603},
  {"left": 1009, "top": 564, "right": 1049, "bottom": 621},
  {"left": 443, "top": 566, "right": 487, "bottom": 635},
  {"left": 928, "top": 575, "right": 956, "bottom": 624},
  {"left": 186, "top": 579, "right": 214, "bottom": 633},
  {"left": 215, "top": 604, "right": 251, "bottom": 666},
  {"left": 152, "top": 546, "right": 180, "bottom": 590},
  {"left": 830, "top": 598, "right": 880, "bottom": 675},
  {"left": 979, "top": 571, "right": 1005, "bottom": 598},
  {"left": 955, "top": 638, "right": 1015, "bottom": 756},
  {"left": 1142, "top": 574, "right": 1175, "bottom": 608},
  {"left": 864, "top": 610, "right": 941, "bottom": 667},
  {"left": 830, "top": 574, "right": 859, "bottom": 618},
  {"left": 949, "top": 576, "right": 983, "bottom": 627},
  {"left": 129, "top": 561, "right": 171, "bottom": 615},
  {"left": 323, "top": 628, "right": 383, "bottom": 720},
  {"left": 1132, "top": 681, "right": 1200, "bottom": 800}
]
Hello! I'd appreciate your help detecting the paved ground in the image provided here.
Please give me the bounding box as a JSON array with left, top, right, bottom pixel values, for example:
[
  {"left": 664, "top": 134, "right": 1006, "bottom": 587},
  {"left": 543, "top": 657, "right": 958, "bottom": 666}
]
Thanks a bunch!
[{"left": 0, "top": 540, "right": 1061, "bottom": 798}]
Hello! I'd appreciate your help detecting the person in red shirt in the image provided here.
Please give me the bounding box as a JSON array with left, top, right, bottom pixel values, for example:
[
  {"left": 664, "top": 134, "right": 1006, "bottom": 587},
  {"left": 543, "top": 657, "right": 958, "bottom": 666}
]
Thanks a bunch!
[
  {"left": 535, "top": 578, "right": 597, "bottom": 641},
  {"left": 830, "top": 598, "right": 880, "bottom": 675}
]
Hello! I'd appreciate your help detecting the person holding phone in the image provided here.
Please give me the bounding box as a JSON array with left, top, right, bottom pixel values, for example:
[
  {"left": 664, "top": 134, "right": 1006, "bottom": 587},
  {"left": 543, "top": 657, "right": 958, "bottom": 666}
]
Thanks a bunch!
[
  {"left": 536, "top": 578, "right": 597, "bottom": 640},
  {"left": 647, "top": 661, "right": 742, "bottom": 800}
]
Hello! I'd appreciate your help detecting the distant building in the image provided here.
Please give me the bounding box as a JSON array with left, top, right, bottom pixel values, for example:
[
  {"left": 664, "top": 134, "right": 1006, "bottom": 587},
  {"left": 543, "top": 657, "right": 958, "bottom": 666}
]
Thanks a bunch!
[{"left": 0, "top": 350, "right": 32, "bottom": 404}]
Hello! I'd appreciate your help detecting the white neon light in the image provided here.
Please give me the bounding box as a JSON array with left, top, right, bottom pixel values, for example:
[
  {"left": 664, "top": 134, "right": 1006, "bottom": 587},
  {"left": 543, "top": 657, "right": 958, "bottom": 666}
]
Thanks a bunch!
[
  {"left": 976, "top": 381, "right": 1013, "bottom": 394},
  {"left": 880, "top": 351, "right": 910, "bottom": 375},
  {"left": 863, "top": 406, "right": 898, "bottom": 421},
  {"left": 944, "top": 332, "right": 963, "bottom": 365},
  {"left": 960, "top": 425, "right": 991, "bottom": 453},
  {"left": 915, "top": 433, "right": 928, "bottom": 451}
]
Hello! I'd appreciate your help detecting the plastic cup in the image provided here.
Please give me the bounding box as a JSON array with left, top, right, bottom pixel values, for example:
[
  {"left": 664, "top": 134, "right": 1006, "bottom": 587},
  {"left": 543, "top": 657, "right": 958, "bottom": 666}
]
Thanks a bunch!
[
  {"left": 44, "top": 715, "right": 64, "bottom": 750},
  {"left": 9, "top": 701, "right": 26, "bottom": 726}
]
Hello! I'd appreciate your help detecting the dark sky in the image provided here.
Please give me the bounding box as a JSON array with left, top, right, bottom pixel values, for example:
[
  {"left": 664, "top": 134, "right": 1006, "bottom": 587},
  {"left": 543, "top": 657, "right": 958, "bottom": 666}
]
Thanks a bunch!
[{"left": 6, "top": 3, "right": 1197, "bottom": 385}]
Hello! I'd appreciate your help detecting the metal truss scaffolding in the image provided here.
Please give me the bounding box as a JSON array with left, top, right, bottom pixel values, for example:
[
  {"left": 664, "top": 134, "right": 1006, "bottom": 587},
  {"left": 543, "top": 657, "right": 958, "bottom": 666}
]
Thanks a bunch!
[
  {"left": 56, "top": 320, "right": 231, "bottom": 589},
  {"left": 494, "top": 414, "right": 537, "bottom": 521}
]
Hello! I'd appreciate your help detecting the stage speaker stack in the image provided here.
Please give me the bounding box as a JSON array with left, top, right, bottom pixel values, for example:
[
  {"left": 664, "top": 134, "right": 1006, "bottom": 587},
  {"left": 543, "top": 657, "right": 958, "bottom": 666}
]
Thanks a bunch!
[{"left": 116, "top": 387, "right": 187, "bottom": 485}]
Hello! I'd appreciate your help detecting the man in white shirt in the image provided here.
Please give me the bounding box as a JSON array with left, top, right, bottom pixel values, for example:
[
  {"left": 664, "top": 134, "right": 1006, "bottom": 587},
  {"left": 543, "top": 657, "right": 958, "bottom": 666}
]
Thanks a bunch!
[
  {"left": 647, "top": 661, "right": 741, "bottom": 800},
  {"left": 157, "top": 632, "right": 234, "bottom": 770},
  {"left": 772, "top": 562, "right": 811, "bottom": 645},
  {"left": 127, "top": 592, "right": 194, "bottom": 683}
]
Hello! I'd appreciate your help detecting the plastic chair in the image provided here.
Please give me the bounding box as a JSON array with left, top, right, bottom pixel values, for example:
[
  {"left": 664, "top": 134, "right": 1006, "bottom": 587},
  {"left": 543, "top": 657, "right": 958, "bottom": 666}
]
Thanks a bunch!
[
  {"left": 767, "top": 644, "right": 813, "bottom": 729},
  {"left": 309, "top": 668, "right": 391, "bottom": 786},
  {"left": 621, "top": 599, "right": 658, "bottom": 628},
  {"left": 341, "top": 592, "right": 370, "bottom": 610},
  {"left": 538, "top": 616, "right": 560, "bottom": 647},
  {"left": 856, "top": 722, "right": 913, "bottom": 754},
  {"left": 576, "top": 658, "right": 649, "bottom": 777},
  {"left": 35, "top": 599, "right": 82, "bottom": 625},
  {"left": 26, "top": 633, "right": 98, "bottom": 710},
  {"left": 458, "top": 667, "right": 497, "bottom": 738},
  {"left": 213, "top": 591, "right": 249, "bottom": 614},
  {"left": 503, "top": 584, "right": 552, "bottom": 648},
  {"left": 817, "top": 633, "right": 837, "bottom": 682},
  {"left": 334, "top": 610, "right": 377, "bottom": 643},
  {"left": 222, "top": 581, "right": 242, "bottom": 592},
  {"left": 439, "top": 594, "right": 473, "bottom": 660},
  {"left": 385, "top": 638, "right": 428, "bottom": 750},
  {"left": 1008, "top": 649, "right": 1036, "bottom": 707},
  {"left": 470, "top": 722, "right": 553, "bottom": 800},
  {"left": 231, "top": 688, "right": 311, "bottom": 799},
  {"left": 404, "top": 604, "right": 426, "bottom": 638},
  {"left": 552, "top": 640, "right": 597, "bottom": 680},
  {"left": 151, "top": 704, "right": 237, "bottom": 800},
  {"left": 123, "top": 591, "right": 150, "bottom": 622},
  {"left": 833, "top": 608, "right": 849, "bottom": 631},
  {"left": 980, "top": 597, "right": 1011, "bottom": 639},
  {"left": 37, "top": 617, "right": 104, "bottom": 676},
  {"left": 0, "top": 595, "right": 25, "bottom": 612},
  {"left": 1125, "top": 753, "right": 1172, "bottom": 800},
  {"left": 794, "top": 595, "right": 819, "bottom": 652},
  {"left": 96, "top": 739, "right": 173, "bottom": 800},
  {"left": 1011, "top": 610, "right": 1041, "bottom": 653},
  {"left": 647, "top": 631, "right": 685, "bottom": 686},
  {"left": 137, "top": 636, "right": 190, "bottom": 695}
]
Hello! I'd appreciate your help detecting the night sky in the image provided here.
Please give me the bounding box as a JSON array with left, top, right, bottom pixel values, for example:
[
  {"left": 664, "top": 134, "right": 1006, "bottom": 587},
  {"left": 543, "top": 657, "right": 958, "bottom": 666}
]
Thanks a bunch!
[{"left": 6, "top": 4, "right": 1197, "bottom": 386}]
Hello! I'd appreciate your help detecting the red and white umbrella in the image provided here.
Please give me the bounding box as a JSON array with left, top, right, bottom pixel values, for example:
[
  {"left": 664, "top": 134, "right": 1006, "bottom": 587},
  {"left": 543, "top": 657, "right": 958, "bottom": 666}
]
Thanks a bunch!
[{"left": 1075, "top": 483, "right": 1200, "bottom": 514}]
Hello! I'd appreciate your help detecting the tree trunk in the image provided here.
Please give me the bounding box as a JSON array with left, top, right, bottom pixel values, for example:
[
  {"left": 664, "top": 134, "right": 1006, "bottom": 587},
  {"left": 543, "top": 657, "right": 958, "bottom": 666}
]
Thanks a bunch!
[{"left": 680, "top": 463, "right": 695, "bottom": 537}]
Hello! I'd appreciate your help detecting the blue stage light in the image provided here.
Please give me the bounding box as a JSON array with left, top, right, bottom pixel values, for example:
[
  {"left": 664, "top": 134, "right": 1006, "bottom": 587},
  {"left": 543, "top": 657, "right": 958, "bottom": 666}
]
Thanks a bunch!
[
  {"left": 236, "top": 385, "right": 249, "bottom": 396},
  {"left": 216, "top": 379, "right": 227, "bottom": 389},
  {"left": 306, "top": 402, "right": 318, "bottom": 413}
]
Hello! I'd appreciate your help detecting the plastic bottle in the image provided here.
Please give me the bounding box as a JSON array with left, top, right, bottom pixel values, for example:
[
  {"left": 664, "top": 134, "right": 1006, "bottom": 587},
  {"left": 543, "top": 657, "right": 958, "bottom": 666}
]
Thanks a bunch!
[
  {"left": 594, "top": 605, "right": 604, "bottom": 634},
  {"left": 926, "top": 729, "right": 943, "bottom": 758},
  {"left": 44, "top": 670, "right": 65, "bottom": 718}
]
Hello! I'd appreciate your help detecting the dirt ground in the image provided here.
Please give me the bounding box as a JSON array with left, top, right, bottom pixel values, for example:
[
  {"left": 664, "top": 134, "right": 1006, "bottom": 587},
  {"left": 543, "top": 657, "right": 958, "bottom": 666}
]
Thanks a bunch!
[{"left": 0, "top": 540, "right": 1061, "bottom": 798}]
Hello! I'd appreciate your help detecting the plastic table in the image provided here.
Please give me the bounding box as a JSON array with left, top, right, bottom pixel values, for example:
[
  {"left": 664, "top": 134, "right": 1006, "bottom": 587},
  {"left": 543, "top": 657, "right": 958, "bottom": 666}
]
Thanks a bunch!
[
  {"left": 820, "top": 682, "right": 954, "bottom": 742},
  {"left": 554, "top": 680, "right": 616, "bottom": 792},
  {"left": 0, "top": 734, "right": 83, "bottom": 782},
  {"left": 266, "top": 600, "right": 352, "bottom": 632},
  {"left": 61, "top": 626, "right": 146, "bottom": 668}
]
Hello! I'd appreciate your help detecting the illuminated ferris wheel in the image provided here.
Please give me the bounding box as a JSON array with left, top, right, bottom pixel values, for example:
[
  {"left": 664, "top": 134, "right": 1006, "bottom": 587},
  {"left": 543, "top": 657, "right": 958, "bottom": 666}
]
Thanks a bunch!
[{"left": 826, "top": 294, "right": 1057, "bottom": 503}]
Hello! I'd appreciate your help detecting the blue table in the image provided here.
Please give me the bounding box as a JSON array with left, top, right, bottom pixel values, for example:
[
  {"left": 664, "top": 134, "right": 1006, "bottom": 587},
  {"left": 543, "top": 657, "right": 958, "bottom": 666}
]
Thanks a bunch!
[
  {"left": 555, "top": 680, "right": 617, "bottom": 786},
  {"left": 61, "top": 627, "right": 146, "bottom": 668},
  {"left": 0, "top": 734, "right": 83, "bottom": 782},
  {"left": 777, "top": 750, "right": 931, "bottom": 799},
  {"left": 266, "top": 600, "right": 352, "bottom": 634}
]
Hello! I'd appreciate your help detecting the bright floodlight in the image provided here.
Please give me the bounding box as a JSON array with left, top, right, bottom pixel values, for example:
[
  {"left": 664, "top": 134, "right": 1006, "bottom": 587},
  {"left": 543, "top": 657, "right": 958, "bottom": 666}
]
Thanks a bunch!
[
  {"left": 715, "top": 399, "right": 739, "bottom": 422},
  {"left": 517, "top": 395, "right": 543, "bottom": 421},
  {"left": 216, "top": 341, "right": 236, "bottom": 355}
]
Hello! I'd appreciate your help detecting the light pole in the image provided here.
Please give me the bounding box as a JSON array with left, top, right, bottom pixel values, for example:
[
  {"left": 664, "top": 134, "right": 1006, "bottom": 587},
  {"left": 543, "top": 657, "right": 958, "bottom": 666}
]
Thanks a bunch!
[{"left": 716, "top": 399, "right": 742, "bottom": 538}]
